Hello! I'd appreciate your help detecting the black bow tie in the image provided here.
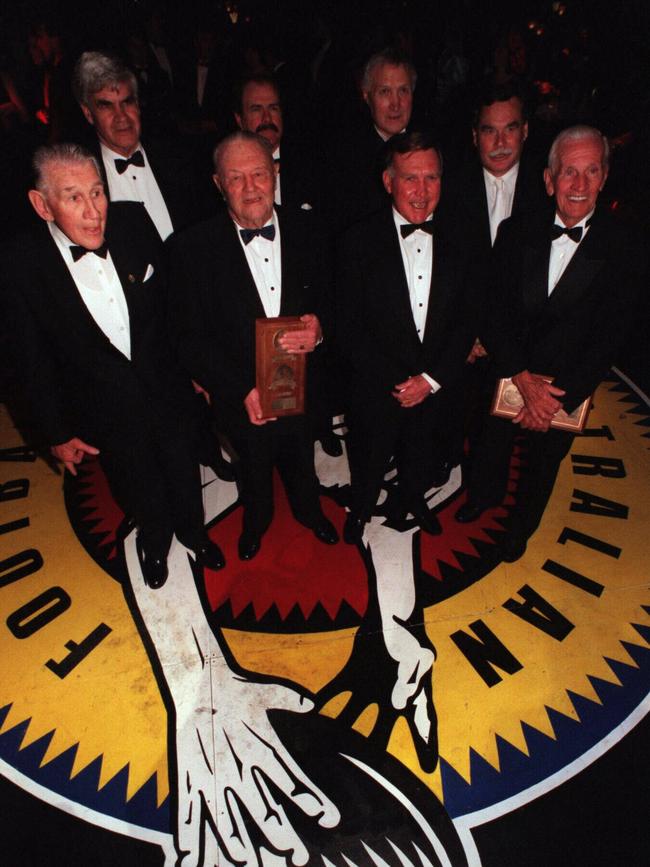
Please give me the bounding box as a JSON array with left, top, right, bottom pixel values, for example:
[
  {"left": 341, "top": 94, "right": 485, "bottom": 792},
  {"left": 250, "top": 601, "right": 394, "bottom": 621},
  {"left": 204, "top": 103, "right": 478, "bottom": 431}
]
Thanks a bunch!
[
  {"left": 240, "top": 225, "right": 276, "bottom": 245},
  {"left": 400, "top": 220, "right": 434, "bottom": 238},
  {"left": 70, "top": 243, "right": 108, "bottom": 262},
  {"left": 550, "top": 223, "right": 584, "bottom": 243},
  {"left": 114, "top": 150, "right": 145, "bottom": 174}
]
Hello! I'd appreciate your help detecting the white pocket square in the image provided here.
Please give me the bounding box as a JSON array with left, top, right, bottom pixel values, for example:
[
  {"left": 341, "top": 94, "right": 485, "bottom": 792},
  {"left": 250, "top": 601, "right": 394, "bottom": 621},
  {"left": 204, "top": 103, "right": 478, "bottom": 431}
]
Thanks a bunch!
[{"left": 144, "top": 263, "right": 155, "bottom": 281}]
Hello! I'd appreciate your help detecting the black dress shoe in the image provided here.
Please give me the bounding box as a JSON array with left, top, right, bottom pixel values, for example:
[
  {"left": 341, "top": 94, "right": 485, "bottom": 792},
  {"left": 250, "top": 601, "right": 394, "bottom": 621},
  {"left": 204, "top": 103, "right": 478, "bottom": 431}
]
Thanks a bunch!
[
  {"left": 455, "top": 501, "right": 487, "bottom": 523},
  {"left": 500, "top": 536, "right": 528, "bottom": 563},
  {"left": 312, "top": 517, "right": 339, "bottom": 545},
  {"left": 411, "top": 503, "right": 442, "bottom": 536},
  {"left": 431, "top": 460, "right": 452, "bottom": 488},
  {"left": 343, "top": 513, "right": 366, "bottom": 545},
  {"left": 319, "top": 431, "right": 343, "bottom": 457},
  {"left": 238, "top": 530, "right": 261, "bottom": 561},
  {"left": 136, "top": 536, "right": 168, "bottom": 589},
  {"left": 208, "top": 456, "right": 236, "bottom": 482},
  {"left": 195, "top": 538, "right": 226, "bottom": 570}
]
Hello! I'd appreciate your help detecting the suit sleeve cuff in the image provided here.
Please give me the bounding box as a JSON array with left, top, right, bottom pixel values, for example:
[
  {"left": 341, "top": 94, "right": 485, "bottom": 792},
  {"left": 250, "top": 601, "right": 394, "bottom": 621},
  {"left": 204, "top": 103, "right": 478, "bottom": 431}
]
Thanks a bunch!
[{"left": 421, "top": 373, "right": 441, "bottom": 393}]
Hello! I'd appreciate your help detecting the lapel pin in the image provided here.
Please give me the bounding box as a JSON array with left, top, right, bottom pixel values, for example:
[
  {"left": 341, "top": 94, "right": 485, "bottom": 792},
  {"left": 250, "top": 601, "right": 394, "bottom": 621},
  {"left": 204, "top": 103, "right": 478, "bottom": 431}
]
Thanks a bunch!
[{"left": 128, "top": 274, "right": 136, "bottom": 283}]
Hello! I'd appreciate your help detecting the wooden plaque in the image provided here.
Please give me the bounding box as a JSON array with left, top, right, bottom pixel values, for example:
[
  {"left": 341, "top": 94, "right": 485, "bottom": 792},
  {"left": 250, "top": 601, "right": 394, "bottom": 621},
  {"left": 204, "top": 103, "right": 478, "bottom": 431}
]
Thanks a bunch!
[
  {"left": 256, "top": 316, "right": 306, "bottom": 418},
  {"left": 491, "top": 376, "right": 592, "bottom": 433}
]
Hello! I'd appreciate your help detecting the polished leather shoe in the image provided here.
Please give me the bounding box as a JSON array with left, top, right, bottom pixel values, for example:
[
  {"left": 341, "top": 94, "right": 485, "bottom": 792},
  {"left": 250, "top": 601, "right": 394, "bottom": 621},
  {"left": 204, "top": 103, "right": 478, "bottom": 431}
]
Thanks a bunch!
[
  {"left": 319, "top": 431, "right": 343, "bottom": 457},
  {"left": 411, "top": 503, "right": 442, "bottom": 536},
  {"left": 431, "top": 460, "right": 453, "bottom": 488},
  {"left": 195, "top": 538, "right": 226, "bottom": 570},
  {"left": 136, "top": 536, "right": 168, "bottom": 589},
  {"left": 455, "top": 501, "right": 487, "bottom": 523},
  {"left": 208, "top": 456, "right": 236, "bottom": 482},
  {"left": 238, "top": 530, "right": 261, "bottom": 561},
  {"left": 500, "top": 536, "right": 528, "bottom": 563},
  {"left": 312, "top": 517, "right": 339, "bottom": 545},
  {"left": 343, "top": 513, "right": 366, "bottom": 545}
]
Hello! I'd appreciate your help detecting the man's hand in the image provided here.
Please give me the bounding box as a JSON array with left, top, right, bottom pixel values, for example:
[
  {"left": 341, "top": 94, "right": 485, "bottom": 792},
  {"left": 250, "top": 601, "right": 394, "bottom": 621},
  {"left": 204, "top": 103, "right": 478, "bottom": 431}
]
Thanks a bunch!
[
  {"left": 466, "top": 338, "right": 488, "bottom": 364},
  {"left": 244, "top": 387, "right": 277, "bottom": 425},
  {"left": 392, "top": 375, "right": 432, "bottom": 408},
  {"left": 51, "top": 437, "right": 100, "bottom": 475},
  {"left": 192, "top": 379, "right": 211, "bottom": 405},
  {"left": 278, "top": 313, "right": 322, "bottom": 354},
  {"left": 512, "top": 370, "right": 565, "bottom": 429}
]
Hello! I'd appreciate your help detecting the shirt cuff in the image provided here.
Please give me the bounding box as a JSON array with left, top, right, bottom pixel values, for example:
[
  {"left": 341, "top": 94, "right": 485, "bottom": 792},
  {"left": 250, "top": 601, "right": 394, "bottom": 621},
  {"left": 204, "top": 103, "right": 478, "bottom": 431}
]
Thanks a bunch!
[{"left": 421, "top": 372, "right": 441, "bottom": 393}]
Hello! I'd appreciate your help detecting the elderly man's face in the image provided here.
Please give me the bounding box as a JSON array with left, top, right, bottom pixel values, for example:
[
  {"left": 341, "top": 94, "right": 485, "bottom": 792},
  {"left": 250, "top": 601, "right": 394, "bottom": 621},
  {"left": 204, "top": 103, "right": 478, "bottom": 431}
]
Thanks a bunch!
[
  {"left": 215, "top": 138, "right": 276, "bottom": 228},
  {"left": 363, "top": 63, "right": 413, "bottom": 139},
  {"left": 473, "top": 97, "right": 528, "bottom": 177},
  {"left": 544, "top": 136, "right": 607, "bottom": 227},
  {"left": 81, "top": 80, "right": 141, "bottom": 157},
  {"left": 383, "top": 148, "right": 441, "bottom": 224},
  {"left": 29, "top": 161, "right": 108, "bottom": 248},
  {"left": 236, "top": 81, "right": 283, "bottom": 152}
]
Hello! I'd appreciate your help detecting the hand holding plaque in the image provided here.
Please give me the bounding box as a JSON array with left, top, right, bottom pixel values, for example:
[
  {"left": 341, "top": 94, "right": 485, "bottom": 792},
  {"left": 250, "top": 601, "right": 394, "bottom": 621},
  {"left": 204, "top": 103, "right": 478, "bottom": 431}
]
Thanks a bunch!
[
  {"left": 256, "top": 316, "right": 307, "bottom": 419},
  {"left": 491, "top": 374, "right": 591, "bottom": 432}
]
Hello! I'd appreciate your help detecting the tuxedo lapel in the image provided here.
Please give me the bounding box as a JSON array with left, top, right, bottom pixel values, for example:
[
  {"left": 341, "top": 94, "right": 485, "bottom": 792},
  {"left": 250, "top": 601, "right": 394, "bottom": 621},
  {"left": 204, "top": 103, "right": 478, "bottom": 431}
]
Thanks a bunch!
[
  {"left": 522, "top": 230, "right": 551, "bottom": 319},
  {"left": 40, "top": 229, "right": 129, "bottom": 362},
  {"left": 220, "top": 217, "right": 266, "bottom": 320},
  {"left": 423, "top": 236, "right": 453, "bottom": 343},
  {"left": 546, "top": 222, "right": 605, "bottom": 314}
]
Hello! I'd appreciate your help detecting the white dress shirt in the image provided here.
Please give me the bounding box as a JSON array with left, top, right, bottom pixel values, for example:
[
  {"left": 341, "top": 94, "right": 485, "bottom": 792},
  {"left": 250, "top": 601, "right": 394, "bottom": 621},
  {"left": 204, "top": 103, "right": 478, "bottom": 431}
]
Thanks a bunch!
[
  {"left": 236, "top": 213, "right": 282, "bottom": 317},
  {"left": 392, "top": 208, "right": 440, "bottom": 393},
  {"left": 49, "top": 222, "right": 131, "bottom": 359},
  {"left": 100, "top": 143, "right": 174, "bottom": 241},
  {"left": 483, "top": 161, "right": 519, "bottom": 245},
  {"left": 547, "top": 210, "right": 594, "bottom": 296}
]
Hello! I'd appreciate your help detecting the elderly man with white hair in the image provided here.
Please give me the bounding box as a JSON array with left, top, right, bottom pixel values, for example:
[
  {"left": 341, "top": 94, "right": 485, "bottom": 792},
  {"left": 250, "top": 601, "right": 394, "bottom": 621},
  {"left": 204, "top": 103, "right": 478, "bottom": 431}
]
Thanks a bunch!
[{"left": 455, "top": 125, "right": 644, "bottom": 562}]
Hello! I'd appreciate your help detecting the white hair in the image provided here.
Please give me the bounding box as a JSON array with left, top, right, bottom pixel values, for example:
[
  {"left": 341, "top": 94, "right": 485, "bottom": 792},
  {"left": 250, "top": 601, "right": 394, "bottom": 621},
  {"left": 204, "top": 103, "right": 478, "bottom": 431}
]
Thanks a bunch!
[{"left": 547, "top": 125, "right": 609, "bottom": 175}]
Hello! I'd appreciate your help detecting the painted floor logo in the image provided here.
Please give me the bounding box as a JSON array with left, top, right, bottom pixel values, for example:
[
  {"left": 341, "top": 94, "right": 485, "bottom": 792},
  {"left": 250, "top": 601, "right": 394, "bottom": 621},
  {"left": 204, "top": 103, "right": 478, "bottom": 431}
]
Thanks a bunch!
[{"left": 0, "top": 371, "right": 648, "bottom": 865}]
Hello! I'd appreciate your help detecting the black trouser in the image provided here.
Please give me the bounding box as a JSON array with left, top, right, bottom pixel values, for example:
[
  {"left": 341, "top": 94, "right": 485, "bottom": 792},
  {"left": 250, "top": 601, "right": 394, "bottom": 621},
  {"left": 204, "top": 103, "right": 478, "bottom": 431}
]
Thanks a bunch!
[
  {"left": 228, "top": 420, "right": 323, "bottom": 535},
  {"left": 468, "top": 413, "right": 574, "bottom": 540},
  {"left": 99, "top": 412, "right": 204, "bottom": 555}
]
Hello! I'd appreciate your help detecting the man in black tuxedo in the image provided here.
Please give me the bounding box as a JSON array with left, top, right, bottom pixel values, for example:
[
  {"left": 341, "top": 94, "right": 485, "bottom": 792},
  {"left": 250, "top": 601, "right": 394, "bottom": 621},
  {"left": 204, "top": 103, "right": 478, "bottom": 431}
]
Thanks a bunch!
[
  {"left": 455, "top": 126, "right": 644, "bottom": 561},
  {"left": 438, "top": 80, "right": 547, "bottom": 356},
  {"left": 72, "top": 51, "right": 212, "bottom": 241},
  {"left": 169, "top": 131, "right": 339, "bottom": 561},
  {"left": 324, "top": 49, "right": 417, "bottom": 234},
  {"left": 0, "top": 144, "right": 224, "bottom": 587},
  {"left": 234, "top": 73, "right": 317, "bottom": 212},
  {"left": 336, "top": 131, "right": 474, "bottom": 544}
]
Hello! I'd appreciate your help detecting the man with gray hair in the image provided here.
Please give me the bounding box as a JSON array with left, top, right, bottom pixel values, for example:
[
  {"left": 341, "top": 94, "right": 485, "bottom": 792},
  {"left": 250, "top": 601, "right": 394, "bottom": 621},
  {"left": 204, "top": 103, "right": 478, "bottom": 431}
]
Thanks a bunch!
[
  {"left": 324, "top": 48, "right": 418, "bottom": 233},
  {"left": 455, "top": 125, "right": 644, "bottom": 562},
  {"left": 1, "top": 143, "right": 225, "bottom": 588},
  {"left": 73, "top": 50, "right": 210, "bottom": 240}
]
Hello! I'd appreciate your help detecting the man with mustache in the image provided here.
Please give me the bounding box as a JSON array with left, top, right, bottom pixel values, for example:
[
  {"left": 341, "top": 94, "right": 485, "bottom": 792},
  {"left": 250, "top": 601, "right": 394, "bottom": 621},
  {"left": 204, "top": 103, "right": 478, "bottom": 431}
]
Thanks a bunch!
[
  {"left": 234, "top": 73, "right": 317, "bottom": 211},
  {"left": 437, "top": 80, "right": 547, "bottom": 481}
]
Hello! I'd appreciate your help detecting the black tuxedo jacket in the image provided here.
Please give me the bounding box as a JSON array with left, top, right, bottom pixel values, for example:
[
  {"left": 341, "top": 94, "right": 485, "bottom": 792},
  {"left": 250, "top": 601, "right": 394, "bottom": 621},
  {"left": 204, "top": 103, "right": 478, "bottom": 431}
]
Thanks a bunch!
[
  {"left": 168, "top": 206, "right": 330, "bottom": 429},
  {"left": 486, "top": 207, "right": 645, "bottom": 413},
  {"left": 1, "top": 202, "right": 195, "bottom": 448},
  {"left": 438, "top": 151, "right": 547, "bottom": 260},
  {"left": 335, "top": 206, "right": 475, "bottom": 415},
  {"left": 92, "top": 138, "right": 214, "bottom": 235},
  {"left": 277, "top": 137, "right": 319, "bottom": 212}
]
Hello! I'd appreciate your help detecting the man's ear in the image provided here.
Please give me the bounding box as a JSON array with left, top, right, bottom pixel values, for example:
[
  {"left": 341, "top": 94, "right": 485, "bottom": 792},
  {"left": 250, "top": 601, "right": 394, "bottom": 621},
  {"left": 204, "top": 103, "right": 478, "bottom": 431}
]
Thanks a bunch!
[
  {"left": 382, "top": 169, "right": 393, "bottom": 196},
  {"left": 522, "top": 120, "right": 529, "bottom": 143},
  {"left": 212, "top": 173, "right": 223, "bottom": 196},
  {"left": 80, "top": 103, "right": 95, "bottom": 126},
  {"left": 234, "top": 112, "right": 243, "bottom": 130},
  {"left": 543, "top": 167, "right": 555, "bottom": 198},
  {"left": 28, "top": 189, "right": 54, "bottom": 221}
]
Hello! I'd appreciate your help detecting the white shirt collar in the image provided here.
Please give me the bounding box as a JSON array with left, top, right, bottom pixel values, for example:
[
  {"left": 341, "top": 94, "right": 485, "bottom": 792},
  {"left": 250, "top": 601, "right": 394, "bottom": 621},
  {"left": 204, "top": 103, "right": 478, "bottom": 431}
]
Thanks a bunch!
[
  {"left": 374, "top": 125, "right": 406, "bottom": 142},
  {"left": 483, "top": 160, "right": 520, "bottom": 188},
  {"left": 554, "top": 209, "right": 595, "bottom": 231},
  {"left": 392, "top": 206, "right": 434, "bottom": 231},
  {"left": 101, "top": 141, "right": 145, "bottom": 164}
]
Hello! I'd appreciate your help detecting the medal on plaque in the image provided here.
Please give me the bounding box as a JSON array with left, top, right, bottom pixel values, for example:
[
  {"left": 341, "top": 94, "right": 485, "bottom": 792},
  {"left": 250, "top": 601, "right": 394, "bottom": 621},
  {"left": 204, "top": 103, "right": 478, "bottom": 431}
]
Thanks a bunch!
[{"left": 256, "top": 316, "right": 306, "bottom": 418}]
